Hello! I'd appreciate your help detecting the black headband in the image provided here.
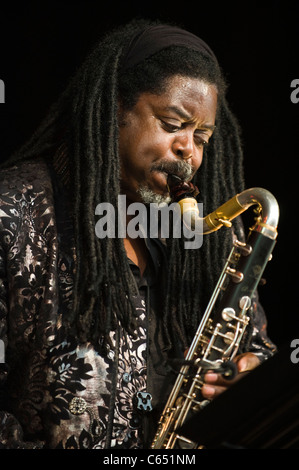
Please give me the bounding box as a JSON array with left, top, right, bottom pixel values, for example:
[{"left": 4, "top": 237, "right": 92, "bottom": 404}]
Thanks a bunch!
[{"left": 120, "top": 24, "right": 217, "bottom": 72}]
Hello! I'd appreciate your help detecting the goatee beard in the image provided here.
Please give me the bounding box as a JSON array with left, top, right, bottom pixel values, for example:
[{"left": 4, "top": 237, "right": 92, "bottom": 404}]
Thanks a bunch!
[
  {"left": 138, "top": 158, "right": 194, "bottom": 204},
  {"left": 137, "top": 186, "right": 171, "bottom": 205}
]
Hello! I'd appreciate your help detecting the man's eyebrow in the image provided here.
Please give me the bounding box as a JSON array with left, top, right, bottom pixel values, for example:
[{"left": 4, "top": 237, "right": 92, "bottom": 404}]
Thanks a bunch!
[
  {"left": 164, "top": 105, "right": 192, "bottom": 120},
  {"left": 163, "top": 106, "right": 216, "bottom": 131}
]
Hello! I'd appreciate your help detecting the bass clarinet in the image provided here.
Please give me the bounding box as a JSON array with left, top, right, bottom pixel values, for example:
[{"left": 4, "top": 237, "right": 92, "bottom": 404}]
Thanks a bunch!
[{"left": 151, "top": 176, "right": 279, "bottom": 449}]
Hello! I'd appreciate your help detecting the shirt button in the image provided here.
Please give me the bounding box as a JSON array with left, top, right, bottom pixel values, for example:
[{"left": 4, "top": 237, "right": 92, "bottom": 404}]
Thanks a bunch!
[
  {"left": 69, "top": 397, "right": 87, "bottom": 415},
  {"left": 122, "top": 372, "right": 131, "bottom": 383}
]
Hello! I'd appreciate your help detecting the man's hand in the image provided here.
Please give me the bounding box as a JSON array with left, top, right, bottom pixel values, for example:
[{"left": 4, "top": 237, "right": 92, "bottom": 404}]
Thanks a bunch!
[{"left": 201, "top": 352, "right": 260, "bottom": 400}]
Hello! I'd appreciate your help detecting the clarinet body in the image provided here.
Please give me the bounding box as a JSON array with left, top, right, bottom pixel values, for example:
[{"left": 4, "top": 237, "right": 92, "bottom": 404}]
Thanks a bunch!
[{"left": 151, "top": 180, "right": 279, "bottom": 449}]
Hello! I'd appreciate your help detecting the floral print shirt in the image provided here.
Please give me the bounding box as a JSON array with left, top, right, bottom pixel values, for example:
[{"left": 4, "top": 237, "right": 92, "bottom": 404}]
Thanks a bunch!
[{"left": 0, "top": 159, "right": 276, "bottom": 449}]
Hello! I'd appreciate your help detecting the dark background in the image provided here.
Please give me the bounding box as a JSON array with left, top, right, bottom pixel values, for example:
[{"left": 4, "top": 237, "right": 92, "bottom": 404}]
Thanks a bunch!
[{"left": 0, "top": 0, "right": 298, "bottom": 349}]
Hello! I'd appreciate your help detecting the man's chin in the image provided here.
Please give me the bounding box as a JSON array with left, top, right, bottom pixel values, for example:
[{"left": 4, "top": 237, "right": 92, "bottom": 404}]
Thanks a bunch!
[{"left": 137, "top": 186, "right": 171, "bottom": 205}]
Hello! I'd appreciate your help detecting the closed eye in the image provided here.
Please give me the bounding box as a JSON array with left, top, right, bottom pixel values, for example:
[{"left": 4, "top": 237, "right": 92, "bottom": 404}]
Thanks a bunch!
[
  {"left": 195, "top": 137, "right": 208, "bottom": 148},
  {"left": 194, "top": 132, "right": 209, "bottom": 148},
  {"left": 160, "top": 120, "right": 181, "bottom": 133},
  {"left": 160, "top": 118, "right": 212, "bottom": 147}
]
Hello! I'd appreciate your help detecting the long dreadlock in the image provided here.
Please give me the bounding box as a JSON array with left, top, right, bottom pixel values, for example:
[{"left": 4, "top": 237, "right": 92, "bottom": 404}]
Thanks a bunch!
[{"left": 2, "top": 19, "right": 245, "bottom": 351}]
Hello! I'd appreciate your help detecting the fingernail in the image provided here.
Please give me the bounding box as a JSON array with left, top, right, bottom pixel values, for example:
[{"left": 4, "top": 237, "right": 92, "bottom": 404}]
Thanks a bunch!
[
  {"left": 202, "top": 385, "right": 215, "bottom": 398},
  {"left": 238, "top": 361, "right": 250, "bottom": 373},
  {"left": 204, "top": 372, "right": 218, "bottom": 382}
]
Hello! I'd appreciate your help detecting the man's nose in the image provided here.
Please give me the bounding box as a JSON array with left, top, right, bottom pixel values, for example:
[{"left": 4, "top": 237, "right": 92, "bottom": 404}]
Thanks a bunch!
[{"left": 172, "top": 133, "right": 193, "bottom": 160}]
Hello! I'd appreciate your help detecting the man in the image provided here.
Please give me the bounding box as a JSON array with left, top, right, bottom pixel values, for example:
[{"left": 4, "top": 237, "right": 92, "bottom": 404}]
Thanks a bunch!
[{"left": 0, "top": 20, "right": 275, "bottom": 449}]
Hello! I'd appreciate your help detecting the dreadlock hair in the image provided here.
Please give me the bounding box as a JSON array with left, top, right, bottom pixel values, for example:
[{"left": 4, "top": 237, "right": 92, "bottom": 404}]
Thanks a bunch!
[{"left": 3, "top": 19, "right": 245, "bottom": 352}]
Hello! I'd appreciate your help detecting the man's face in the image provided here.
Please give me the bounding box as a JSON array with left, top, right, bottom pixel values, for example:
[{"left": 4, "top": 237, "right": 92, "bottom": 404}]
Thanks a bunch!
[{"left": 118, "top": 75, "right": 218, "bottom": 204}]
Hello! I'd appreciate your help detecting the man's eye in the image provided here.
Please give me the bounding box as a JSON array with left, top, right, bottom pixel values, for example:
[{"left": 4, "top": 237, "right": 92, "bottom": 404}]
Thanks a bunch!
[
  {"left": 195, "top": 136, "right": 209, "bottom": 148},
  {"left": 161, "top": 120, "right": 181, "bottom": 132}
]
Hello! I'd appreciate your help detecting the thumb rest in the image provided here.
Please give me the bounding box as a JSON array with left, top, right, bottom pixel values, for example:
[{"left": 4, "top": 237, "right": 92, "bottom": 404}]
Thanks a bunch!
[{"left": 151, "top": 182, "right": 279, "bottom": 449}]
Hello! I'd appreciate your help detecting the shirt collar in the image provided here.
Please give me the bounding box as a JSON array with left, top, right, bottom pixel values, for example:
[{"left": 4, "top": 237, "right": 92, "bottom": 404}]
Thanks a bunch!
[{"left": 128, "top": 235, "right": 166, "bottom": 287}]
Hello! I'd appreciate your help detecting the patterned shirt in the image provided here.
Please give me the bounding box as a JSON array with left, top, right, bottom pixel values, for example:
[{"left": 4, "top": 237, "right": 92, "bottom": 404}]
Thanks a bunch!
[{"left": 0, "top": 159, "right": 276, "bottom": 449}]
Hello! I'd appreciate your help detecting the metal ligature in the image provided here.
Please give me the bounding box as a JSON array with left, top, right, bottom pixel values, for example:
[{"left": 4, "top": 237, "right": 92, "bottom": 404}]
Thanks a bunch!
[{"left": 151, "top": 176, "right": 279, "bottom": 449}]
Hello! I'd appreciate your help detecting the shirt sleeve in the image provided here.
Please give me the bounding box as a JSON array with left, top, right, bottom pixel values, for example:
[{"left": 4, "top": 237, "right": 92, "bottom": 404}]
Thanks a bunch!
[{"left": 0, "top": 202, "right": 45, "bottom": 449}]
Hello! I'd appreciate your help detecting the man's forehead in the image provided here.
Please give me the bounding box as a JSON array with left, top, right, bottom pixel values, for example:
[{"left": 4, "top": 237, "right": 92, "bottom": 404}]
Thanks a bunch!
[{"left": 150, "top": 77, "right": 217, "bottom": 119}]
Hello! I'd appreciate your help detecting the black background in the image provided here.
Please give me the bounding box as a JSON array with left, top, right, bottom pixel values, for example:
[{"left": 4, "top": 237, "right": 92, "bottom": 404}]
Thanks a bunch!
[{"left": 0, "top": 0, "right": 298, "bottom": 349}]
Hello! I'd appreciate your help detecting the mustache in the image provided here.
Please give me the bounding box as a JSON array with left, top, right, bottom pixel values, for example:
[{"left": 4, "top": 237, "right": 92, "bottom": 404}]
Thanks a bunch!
[{"left": 150, "top": 159, "right": 194, "bottom": 182}]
